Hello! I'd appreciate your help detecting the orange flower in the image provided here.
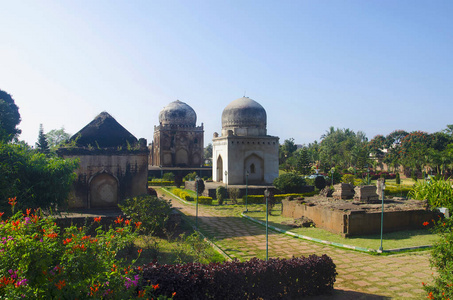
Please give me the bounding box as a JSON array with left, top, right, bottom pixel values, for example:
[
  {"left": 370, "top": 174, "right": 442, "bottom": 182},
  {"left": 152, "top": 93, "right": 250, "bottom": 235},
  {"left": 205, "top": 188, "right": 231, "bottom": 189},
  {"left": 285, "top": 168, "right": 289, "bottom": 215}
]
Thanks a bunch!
[
  {"left": 8, "top": 197, "right": 17, "bottom": 207},
  {"left": 135, "top": 221, "right": 142, "bottom": 229},
  {"left": 138, "top": 290, "right": 146, "bottom": 298},
  {"left": 114, "top": 216, "right": 123, "bottom": 224},
  {"left": 172, "top": 291, "right": 176, "bottom": 297},
  {"left": 152, "top": 284, "right": 159, "bottom": 290},
  {"left": 125, "top": 219, "right": 131, "bottom": 225},
  {"left": 55, "top": 280, "right": 66, "bottom": 290},
  {"left": 0, "top": 212, "right": 4, "bottom": 218},
  {"left": 94, "top": 217, "right": 101, "bottom": 223},
  {"left": 138, "top": 249, "right": 143, "bottom": 254},
  {"left": 63, "top": 238, "right": 72, "bottom": 245},
  {"left": 26, "top": 208, "right": 31, "bottom": 216},
  {"left": 423, "top": 221, "right": 429, "bottom": 226}
]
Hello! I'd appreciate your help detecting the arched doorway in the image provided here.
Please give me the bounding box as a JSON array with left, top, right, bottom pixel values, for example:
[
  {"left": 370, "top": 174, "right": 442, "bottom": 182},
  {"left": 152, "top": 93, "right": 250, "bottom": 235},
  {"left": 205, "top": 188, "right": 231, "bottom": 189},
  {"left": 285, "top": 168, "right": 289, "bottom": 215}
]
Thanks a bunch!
[
  {"left": 89, "top": 173, "right": 118, "bottom": 208},
  {"left": 217, "top": 155, "right": 223, "bottom": 182}
]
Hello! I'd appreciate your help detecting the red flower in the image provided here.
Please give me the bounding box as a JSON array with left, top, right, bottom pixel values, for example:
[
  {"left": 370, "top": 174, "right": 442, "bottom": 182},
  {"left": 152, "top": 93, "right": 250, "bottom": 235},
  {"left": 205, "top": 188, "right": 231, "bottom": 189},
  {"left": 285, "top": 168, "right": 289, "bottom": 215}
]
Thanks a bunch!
[
  {"left": 423, "top": 221, "right": 429, "bottom": 226},
  {"left": 114, "top": 216, "right": 123, "bottom": 224},
  {"left": 55, "top": 280, "right": 66, "bottom": 290},
  {"left": 94, "top": 217, "right": 101, "bottom": 223},
  {"left": 8, "top": 197, "right": 17, "bottom": 207},
  {"left": 138, "top": 249, "right": 143, "bottom": 255},
  {"left": 135, "top": 222, "right": 142, "bottom": 229}
]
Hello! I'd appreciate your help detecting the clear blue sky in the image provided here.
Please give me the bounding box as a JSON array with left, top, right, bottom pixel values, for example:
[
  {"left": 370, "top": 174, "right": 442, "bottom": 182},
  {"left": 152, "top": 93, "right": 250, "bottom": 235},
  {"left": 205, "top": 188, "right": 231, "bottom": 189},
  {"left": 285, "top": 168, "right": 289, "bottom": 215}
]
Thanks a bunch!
[{"left": 1, "top": 0, "right": 452, "bottom": 147}]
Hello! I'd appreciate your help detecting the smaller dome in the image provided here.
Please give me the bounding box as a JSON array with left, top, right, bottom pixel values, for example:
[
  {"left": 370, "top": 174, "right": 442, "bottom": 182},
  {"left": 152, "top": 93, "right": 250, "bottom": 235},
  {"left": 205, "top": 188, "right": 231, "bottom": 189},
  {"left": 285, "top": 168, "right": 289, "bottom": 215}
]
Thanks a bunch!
[
  {"left": 221, "top": 97, "right": 267, "bottom": 136},
  {"left": 159, "top": 100, "right": 197, "bottom": 127}
]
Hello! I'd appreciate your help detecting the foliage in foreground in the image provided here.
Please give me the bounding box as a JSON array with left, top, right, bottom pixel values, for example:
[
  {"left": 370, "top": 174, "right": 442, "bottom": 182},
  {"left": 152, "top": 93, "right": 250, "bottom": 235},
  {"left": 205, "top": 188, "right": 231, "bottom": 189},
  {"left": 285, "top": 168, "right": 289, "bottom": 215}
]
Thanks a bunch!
[
  {"left": 139, "top": 255, "right": 337, "bottom": 300},
  {"left": 119, "top": 195, "right": 173, "bottom": 235},
  {"left": 0, "top": 199, "right": 170, "bottom": 299},
  {"left": 423, "top": 217, "right": 453, "bottom": 299},
  {"left": 408, "top": 177, "right": 453, "bottom": 211}
]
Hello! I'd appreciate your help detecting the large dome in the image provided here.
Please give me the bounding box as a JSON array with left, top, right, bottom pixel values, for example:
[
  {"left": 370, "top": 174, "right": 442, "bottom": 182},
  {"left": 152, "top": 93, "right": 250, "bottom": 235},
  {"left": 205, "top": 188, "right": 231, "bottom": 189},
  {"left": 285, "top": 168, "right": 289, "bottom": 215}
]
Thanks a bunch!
[
  {"left": 159, "top": 100, "right": 197, "bottom": 127},
  {"left": 221, "top": 97, "right": 267, "bottom": 136}
]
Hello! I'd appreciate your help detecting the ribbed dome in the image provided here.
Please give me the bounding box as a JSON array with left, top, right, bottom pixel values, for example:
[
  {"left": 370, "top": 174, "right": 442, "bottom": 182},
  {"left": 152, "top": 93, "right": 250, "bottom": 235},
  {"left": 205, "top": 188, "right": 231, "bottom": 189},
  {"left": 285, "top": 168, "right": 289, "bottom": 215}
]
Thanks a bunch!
[
  {"left": 159, "top": 100, "right": 197, "bottom": 127},
  {"left": 221, "top": 97, "right": 267, "bottom": 136}
]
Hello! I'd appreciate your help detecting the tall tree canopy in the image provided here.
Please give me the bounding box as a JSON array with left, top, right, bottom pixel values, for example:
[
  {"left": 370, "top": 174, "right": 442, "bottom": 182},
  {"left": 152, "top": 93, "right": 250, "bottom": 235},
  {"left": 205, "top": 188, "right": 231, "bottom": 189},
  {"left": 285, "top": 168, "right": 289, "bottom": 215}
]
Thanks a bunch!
[{"left": 0, "top": 89, "right": 21, "bottom": 142}]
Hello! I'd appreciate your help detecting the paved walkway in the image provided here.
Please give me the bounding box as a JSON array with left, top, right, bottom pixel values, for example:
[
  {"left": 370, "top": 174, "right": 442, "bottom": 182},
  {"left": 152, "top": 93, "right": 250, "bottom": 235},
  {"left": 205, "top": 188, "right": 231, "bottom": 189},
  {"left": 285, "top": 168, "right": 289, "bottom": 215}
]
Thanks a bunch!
[{"left": 158, "top": 189, "right": 434, "bottom": 300}]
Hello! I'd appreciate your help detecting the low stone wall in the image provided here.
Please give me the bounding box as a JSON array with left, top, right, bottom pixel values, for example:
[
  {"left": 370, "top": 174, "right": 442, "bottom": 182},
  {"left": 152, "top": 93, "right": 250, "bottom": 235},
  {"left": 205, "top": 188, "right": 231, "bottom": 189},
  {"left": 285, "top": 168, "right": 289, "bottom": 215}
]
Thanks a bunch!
[{"left": 281, "top": 199, "right": 438, "bottom": 237}]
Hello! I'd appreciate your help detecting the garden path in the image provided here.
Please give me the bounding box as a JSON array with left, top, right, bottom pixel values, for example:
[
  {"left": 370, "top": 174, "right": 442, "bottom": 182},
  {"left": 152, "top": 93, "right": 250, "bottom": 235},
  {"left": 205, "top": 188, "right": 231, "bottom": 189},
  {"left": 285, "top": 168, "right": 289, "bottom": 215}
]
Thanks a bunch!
[{"left": 157, "top": 189, "right": 433, "bottom": 300}]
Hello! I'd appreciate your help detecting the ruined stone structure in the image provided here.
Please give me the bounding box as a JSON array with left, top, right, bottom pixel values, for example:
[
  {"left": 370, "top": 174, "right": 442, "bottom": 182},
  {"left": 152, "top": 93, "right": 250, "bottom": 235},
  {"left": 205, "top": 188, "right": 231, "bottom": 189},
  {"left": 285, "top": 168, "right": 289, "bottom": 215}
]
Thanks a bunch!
[
  {"left": 212, "top": 97, "right": 279, "bottom": 185},
  {"left": 332, "top": 183, "right": 355, "bottom": 200},
  {"left": 150, "top": 100, "right": 204, "bottom": 168},
  {"left": 58, "top": 112, "right": 149, "bottom": 209}
]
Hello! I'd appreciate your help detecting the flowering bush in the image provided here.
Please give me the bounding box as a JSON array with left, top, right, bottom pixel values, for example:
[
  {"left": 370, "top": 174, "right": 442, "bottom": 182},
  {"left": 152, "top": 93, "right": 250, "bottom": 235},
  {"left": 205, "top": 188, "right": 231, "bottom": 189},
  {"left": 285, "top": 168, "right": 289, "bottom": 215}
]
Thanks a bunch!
[
  {"left": 423, "top": 217, "right": 453, "bottom": 299},
  {"left": 0, "top": 197, "right": 169, "bottom": 299}
]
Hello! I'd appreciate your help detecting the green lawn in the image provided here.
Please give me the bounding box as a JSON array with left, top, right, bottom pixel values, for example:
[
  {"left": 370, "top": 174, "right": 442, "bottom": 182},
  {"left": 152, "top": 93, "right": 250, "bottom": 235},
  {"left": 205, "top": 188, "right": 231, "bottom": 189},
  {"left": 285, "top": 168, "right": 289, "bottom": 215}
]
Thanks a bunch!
[
  {"left": 162, "top": 187, "right": 438, "bottom": 252},
  {"left": 246, "top": 205, "right": 438, "bottom": 251}
]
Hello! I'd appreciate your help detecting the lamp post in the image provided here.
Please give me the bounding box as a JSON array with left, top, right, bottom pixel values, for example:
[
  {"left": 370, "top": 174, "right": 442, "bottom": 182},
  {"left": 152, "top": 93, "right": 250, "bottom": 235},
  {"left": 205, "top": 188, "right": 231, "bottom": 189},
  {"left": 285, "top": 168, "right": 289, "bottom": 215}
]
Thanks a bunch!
[
  {"left": 379, "top": 181, "right": 386, "bottom": 252},
  {"left": 244, "top": 171, "right": 249, "bottom": 213},
  {"left": 264, "top": 188, "right": 270, "bottom": 261},
  {"left": 160, "top": 166, "right": 163, "bottom": 187},
  {"left": 195, "top": 176, "right": 199, "bottom": 229}
]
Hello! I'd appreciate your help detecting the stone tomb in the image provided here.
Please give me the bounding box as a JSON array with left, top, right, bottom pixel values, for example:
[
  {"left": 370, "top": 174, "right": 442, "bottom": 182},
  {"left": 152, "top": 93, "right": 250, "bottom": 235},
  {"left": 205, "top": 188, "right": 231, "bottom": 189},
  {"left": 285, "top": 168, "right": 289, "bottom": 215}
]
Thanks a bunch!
[
  {"left": 282, "top": 197, "right": 438, "bottom": 237},
  {"left": 354, "top": 185, "right": 379, "bottom": 202}
]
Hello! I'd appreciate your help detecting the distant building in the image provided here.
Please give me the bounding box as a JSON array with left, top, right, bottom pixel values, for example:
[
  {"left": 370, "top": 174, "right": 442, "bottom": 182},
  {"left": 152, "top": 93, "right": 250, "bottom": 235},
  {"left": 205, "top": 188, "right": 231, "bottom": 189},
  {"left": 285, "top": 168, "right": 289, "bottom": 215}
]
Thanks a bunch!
[
  {"left": 150, "top": 100, "right": 204, "bottom": 168},
  {"left": 58, "top": 112, "right": 149, "bottom": 209},
  {"left": 212, "top": 97, "right": 279, "bottom": 185}
]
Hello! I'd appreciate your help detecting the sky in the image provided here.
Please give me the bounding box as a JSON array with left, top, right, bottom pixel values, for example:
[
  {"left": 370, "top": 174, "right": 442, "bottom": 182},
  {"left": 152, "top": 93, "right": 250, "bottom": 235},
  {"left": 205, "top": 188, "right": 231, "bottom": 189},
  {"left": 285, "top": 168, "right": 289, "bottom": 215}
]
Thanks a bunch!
[{"left": 1, "top": 0, "right": 452, "bottom": 147}]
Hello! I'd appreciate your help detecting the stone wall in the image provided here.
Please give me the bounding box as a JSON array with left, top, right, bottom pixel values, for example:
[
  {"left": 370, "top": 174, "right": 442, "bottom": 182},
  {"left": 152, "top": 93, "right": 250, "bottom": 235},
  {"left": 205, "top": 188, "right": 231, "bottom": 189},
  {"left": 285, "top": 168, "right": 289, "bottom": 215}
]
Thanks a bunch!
[
  {"left": 282, "top": 199, "right": 439, "bottom": 237},
  {"left": 61, "top": 151, "right": 149, "bottom": 209}
]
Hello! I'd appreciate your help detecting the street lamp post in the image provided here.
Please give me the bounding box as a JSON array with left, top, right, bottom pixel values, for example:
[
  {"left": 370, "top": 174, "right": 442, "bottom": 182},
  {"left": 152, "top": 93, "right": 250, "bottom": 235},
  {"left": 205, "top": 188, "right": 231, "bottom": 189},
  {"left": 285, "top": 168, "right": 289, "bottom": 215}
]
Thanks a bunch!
[
  {"left": 379, "top": 181, "right": 386, "bottom": 252},
  {"left": 195, "top": 176, "right": 199, "bottom": 229},
  {"left": 160, "top": 166, "right": 163, "bottom": 187},
  {"left": 264, "top": 188, "right": 270, "bottom": 261},
  {"left": 244, "top": 171, "right": 249, "bottom": 213}
]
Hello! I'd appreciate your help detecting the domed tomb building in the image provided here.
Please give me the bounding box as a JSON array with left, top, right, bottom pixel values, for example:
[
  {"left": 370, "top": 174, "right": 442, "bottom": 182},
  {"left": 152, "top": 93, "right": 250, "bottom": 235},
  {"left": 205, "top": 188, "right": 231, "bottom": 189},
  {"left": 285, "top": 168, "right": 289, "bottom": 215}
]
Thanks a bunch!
[
  {"left": 151, "top": 100, "right": 204, "bottom": 167},
  {"left": 212, "top": 97, "right": 279, "bottom": 185}
]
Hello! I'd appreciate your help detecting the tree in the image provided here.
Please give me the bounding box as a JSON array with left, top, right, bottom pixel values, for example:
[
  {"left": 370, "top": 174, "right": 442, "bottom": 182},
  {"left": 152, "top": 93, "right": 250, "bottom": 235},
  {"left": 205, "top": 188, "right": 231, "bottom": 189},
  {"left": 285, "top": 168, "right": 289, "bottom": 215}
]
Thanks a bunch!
[
  {"left": 204, "top": 143, "right": 213, "bottom": 165},
  {"left": 46, "top": 127, "right": 71, "bottom": 150},
  {"left": 0, "top": 89, "right": 21, "bottom": 142},
  {"left": 273, "top": 173, "right": 306, "bottom": 193},
  {"left": 279, "top": 138, "right": 297, "bottom": 165},
  {"left": 36, "top": 124, "right": 50, "bottom": 154},
  {"left": 295, "top": 147, "right": 311, "bottom": 175},
  {"left": 399, "top": 131, "right": 432, "bottom": 171},
  {"left": 0, "top": 143, "right": 78, "bottom": 213}
]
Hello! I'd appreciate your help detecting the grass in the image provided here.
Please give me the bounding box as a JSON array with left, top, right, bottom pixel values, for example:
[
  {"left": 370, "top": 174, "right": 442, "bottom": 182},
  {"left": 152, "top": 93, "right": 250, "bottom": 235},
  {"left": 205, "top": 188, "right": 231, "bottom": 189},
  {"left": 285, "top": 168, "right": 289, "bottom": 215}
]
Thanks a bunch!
[
  {"left": 246, "top": 203, "right": 438, "bottom": 251},
  {"left": 163, "top": 187, "right": 437, "bottom": 252}
]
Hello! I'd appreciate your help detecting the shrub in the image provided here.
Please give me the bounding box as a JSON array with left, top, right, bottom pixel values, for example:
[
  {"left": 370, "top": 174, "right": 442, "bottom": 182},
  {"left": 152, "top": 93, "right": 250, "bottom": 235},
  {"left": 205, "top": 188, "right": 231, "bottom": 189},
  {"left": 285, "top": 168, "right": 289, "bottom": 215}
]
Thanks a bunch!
[
  {"left": 197, "top": 196, "right": 213, "bottom": 205},
  {"left": 0, "top": 201, "right": 162, "bottom": 299},
  {"left": 423, "top": 217, "right": 453, "bottom": 299},
  {"left": 138, "top": 255, "right": 337, "bottom": 299},
  {"left": 174, "top": 175, "right": 183, "bottom": 188},
  {"left": 148, "top": 180, "right": 174, "bottom": 186},
  {"left": 216, "top": 186, "right": 226, "bottom": 205},
  {"left": 314, "top": 176, "right": 327, "bottom": 190},
  {"left": 228, "top": 187, "right": 240, "bottom": 204},
  {"left": 0, "top": 143, "right": 78, "bottom": 215},
  {"left": 341, "top": 174, "right": 355, "bottom": 185},
  {"left": 273, "top": 173, "right": 306, "bottom": 193},
  {"left": 162, "top": 172, "right": 175, "bottom": 182},
  {"left": 395, "top": 172, "right": 401, "bottom": 185},
  {"left": 184, "top": 172, "right": 197, "bottom": 182},
  {"left": 408, "top": 177, "right": 453, "bottom": 211},
  {"left": 195, "top": 178, "right": 205, "bottom": 195},
  {"left": 119, "top": 195, "right": 173, "bottom": 235}
]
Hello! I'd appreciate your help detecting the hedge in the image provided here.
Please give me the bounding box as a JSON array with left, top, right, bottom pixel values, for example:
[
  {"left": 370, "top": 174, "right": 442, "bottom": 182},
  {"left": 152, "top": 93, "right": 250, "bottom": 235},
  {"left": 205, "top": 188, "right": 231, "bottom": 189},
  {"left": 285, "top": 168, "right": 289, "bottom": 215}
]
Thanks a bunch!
[
  {"left": 148, "top": 180, "right": 174, "bottom": 186},
  {"left": 242, "top": 192, "right": 318, "bottom": 204},
  {"left": 384, "top": 185, "right": 412, "bottom": 197},
  {"left": 171, "top": 189, "right": 213, "bottom": 203},
  {"left": 138, "top": 255, "right": 337, "bottom": 299},
  {"left": 197, "top": 196, "right": 213, "bottom": 205}
]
